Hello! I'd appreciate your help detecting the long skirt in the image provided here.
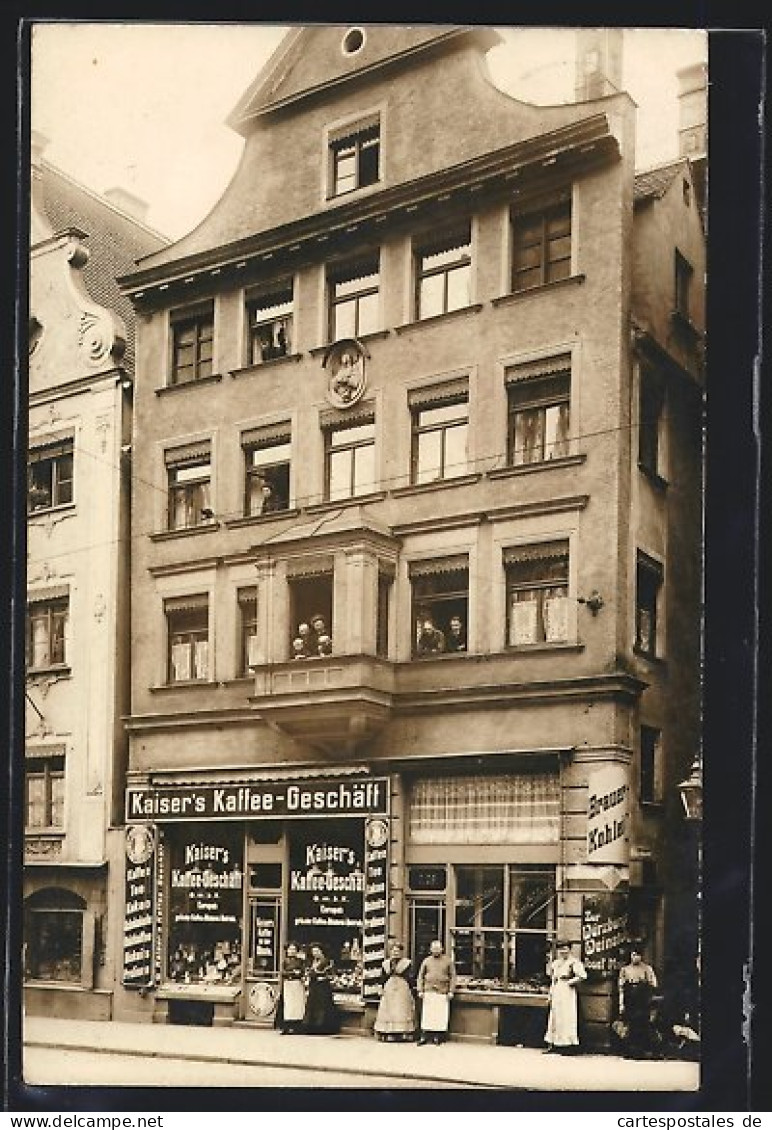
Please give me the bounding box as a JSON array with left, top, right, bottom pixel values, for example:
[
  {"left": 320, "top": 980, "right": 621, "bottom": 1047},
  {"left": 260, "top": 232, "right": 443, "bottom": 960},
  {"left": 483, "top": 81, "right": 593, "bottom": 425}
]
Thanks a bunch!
[
  {"left": 420, "top": 991, "right": 450, "bottom": 1033},
  {"left": 374, "top": 975, "right": 416, "bottom": 1037},
  {"left": 545, "top": 982, "right": 579, "bottom": 1047},
  {"left": 282, "top": 979, "right": 306, "bottom": 1023},
  {"left": 304, "top": 978, "right": 339, "bottom": 1034},
  {"left": 622, "top": 982, "right": 654, "bottom": 1056}
]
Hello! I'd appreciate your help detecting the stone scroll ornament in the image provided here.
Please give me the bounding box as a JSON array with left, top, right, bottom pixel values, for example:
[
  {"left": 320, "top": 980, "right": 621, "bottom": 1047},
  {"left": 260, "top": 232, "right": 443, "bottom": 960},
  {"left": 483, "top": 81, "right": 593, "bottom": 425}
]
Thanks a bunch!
[{"left": 323, "top": 338, "right": 368, "bottom": 408}]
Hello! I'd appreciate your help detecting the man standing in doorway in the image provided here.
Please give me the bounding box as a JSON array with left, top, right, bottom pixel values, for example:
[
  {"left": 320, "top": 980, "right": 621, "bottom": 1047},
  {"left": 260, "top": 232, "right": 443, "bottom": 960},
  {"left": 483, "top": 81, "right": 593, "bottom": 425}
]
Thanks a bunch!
[{"left": 416, "top": 939, "right": 457, "bottom": 1045}]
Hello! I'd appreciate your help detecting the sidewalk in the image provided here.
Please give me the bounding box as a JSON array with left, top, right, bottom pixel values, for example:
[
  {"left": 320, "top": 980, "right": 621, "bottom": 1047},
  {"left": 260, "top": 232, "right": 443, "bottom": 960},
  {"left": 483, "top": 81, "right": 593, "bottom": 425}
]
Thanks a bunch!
[{"left": 23, "top": 1016, "right": 700, "bottom": 1092}]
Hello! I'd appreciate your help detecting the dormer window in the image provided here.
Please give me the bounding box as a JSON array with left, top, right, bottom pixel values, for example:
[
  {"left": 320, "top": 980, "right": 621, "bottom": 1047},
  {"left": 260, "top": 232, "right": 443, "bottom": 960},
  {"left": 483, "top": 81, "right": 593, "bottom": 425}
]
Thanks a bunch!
[{"left": 328, "top": 117, "right": 380, "bottom": 198}]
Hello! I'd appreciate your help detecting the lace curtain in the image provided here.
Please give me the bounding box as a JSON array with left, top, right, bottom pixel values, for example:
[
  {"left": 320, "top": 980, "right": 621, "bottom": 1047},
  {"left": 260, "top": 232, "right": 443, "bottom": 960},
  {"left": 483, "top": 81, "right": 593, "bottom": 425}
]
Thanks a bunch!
[{"left": 409, "top": 773, "right": 560, "bottom": 844}]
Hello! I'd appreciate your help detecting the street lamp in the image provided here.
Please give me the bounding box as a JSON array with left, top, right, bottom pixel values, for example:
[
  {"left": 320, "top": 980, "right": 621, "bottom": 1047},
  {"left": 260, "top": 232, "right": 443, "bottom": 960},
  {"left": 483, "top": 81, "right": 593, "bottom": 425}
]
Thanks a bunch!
[{"left": 678, "top": 756, "right": 703, "bottom": 822}]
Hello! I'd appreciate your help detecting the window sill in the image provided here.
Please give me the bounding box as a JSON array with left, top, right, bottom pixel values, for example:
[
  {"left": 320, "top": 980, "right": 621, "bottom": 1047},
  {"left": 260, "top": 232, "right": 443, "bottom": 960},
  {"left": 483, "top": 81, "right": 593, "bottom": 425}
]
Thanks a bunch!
[
  {"left": 670, "top": 310, "right": 702, "bottom": 339},
  {"left": 639, "top": 799, "right": 665, "bottom": 812},
  {"left": 491, "top": 275, "right": 586, "bottom": 307},
  {"left": 150, "top": 522, "right": 220, "bottom": 542},
  {"left": 632, "top": 646, "right": 667, "bottom": 667},
  {"left": 150, "top": 680, "right": 218, "bottom": 692},
  {"left": 487, "top": 454, "right": 586, "bottom": 481},
  {"left": 25, "top": 829, "right": 65, "bottom": 838},
  {"left": 27, "top": 502, "right": 76, "bottom": 519},
  {"left": 155, "top": 372, "right": 224, "bottom": 396},
  {"left": 225, "top": 508, "right": 300, "bottom": 530},
  {"left": 505, "top": 641, "right": 584, "bottom": 655},
  {"left": 395, "top": 304, "right": 483, "bottom": 335},
  {"left": 221, "top": 676, "right": 254, "bottom": 687},
  {"left": 309, "top": 329, "right": 391, "bottom": 358},
  {"left": 229, "top": 354, "right": 303, "bottom": 378},
  {"left": 638, "top": 464, "right": 669, "bottom": 491},
  {"left": 306, "top": 490, "right": 387, "bottom": 514},
  {"left": 392, "top": 473, "right": 482, "bottom": 498},
  {"left": 26, "top": 665, "right": 71, "bottom": 680}
]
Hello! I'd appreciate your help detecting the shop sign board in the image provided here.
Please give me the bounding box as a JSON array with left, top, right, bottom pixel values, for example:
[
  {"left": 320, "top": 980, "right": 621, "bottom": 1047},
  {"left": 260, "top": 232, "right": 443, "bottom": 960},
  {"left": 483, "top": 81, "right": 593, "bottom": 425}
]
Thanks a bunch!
[
  {"left": 122, "top": 823, "right": 156, "bottom": 987},
  {"left": 581, "top": 892, "right": 629, "bottom": 977},
  {"left": 126, "top": 777, "right": 389, "bottom": 823},
  {"left": 586, "top": 764, "right": 630, "bottom": 865},
  {"left": 289, "top": 835, "right": 365, "bottom": 932},
  {"left": 362, "top": 817, "right": 390, "bottom": 1001}
]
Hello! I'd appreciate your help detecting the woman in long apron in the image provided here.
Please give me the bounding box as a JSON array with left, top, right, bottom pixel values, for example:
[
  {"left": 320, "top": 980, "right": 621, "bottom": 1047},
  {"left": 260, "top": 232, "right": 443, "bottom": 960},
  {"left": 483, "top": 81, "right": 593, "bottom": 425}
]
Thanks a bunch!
[
  {"left": 544, "top": 940, "right": 587, "bottom": 1053},
  {"left": 278, "top": 942, "right": 306, "bottom": 1034},
  {"left": 374, "top": 942, "right": 417, "bottom": 1042}
]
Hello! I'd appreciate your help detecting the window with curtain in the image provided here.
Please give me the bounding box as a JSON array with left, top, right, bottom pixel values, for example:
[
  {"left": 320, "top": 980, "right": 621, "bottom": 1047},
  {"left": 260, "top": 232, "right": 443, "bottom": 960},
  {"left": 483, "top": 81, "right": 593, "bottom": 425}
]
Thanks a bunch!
[
  {"left": 26, "top": 594, "right": 68, "bottom": 670},
  {"left": 238, "top": 587, "right": 258, "bottom": 675},
  {"left": 506, "top": 362, "right": 571, "bottom": 466},
  {"left": 165, "top": 596, "right": 209, "bottom": 683},
  {"left": 408, "top": 773, "right": 560, "bottom": 844},
  {"left": 28, "top": 438, "right": 74, "bottom": 512},
  {"left": 505, "top": 541, "right": 570, "bottom": 647},
  {"left": 25, "top": 754, "right": 65, "bottom": 830}
]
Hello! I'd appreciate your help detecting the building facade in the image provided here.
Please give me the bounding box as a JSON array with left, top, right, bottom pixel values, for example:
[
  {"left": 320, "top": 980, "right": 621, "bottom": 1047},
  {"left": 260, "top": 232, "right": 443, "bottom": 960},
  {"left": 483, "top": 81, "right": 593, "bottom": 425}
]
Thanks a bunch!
[
  {"left": 117, "top": 26, "right": 704, "bottom": 1046},
  {"left": 24, "top": 136, "right": 166, "bottom": 1020}
]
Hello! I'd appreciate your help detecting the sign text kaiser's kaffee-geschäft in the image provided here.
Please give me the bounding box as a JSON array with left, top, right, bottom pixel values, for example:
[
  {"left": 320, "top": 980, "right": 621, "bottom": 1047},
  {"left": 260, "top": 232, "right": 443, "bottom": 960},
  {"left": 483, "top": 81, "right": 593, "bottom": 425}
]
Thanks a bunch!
[{"left": 126, "top": 778, "right": 389, "bottom": 823}]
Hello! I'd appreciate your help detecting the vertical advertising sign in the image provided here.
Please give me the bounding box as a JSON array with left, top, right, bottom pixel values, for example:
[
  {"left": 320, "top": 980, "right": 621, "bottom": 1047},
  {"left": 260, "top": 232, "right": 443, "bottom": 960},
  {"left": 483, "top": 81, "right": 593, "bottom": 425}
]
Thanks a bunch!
[
  {"left": 586, "top": 764, "right": 630, "bottom": 865},
  {"left": 581, "top": 892, "right": 629, "bottom": 977},
  {"left": 122, "top": 824, "right": 156, "bottom": 987},
  {"left": 362, "top": 817, "right": 390, "bottom": 1001}
]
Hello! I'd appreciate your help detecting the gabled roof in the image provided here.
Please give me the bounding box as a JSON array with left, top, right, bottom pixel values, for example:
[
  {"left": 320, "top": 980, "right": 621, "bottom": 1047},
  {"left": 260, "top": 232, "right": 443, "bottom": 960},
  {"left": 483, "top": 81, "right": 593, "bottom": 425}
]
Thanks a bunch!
[
  {"left": 37, "top": 161, "right": 168, "bottom": 368},
  {"left": 634, "top": 158, "right": 688, "bottom": 204},
  {"left": 228, "top": 24, "right": 501, "bottom": 134}
]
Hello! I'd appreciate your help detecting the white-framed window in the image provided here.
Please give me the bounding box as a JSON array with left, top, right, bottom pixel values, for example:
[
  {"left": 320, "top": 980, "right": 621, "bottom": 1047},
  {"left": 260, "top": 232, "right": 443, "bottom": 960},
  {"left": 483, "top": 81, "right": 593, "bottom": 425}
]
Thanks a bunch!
[
  {"left": 505, "top": 541, "right": 570, "bottom": 647},
  {"left": 25, "top": 753, "right": 65, "bottom": 830},
  {"left": 28, "top": 437, "right": 73, "bottom": 512},
  {"left": 26, "top": 593, "right": 68, "bottom": 670},
  {"left": 328, "top": 117, "right": 380, "bottom": 198},
  {"left": 506, "top": 357, "right": 571, "bottom": 466},
  {"left": 324, "top": 416, "right": 376, "bottom": 501},
  {"left": 242, "top": 424, "right": 291, "bottom": 516},
  {"left": 415, "top": 224, "right": 472, "bottom": 319},
  {"left": 409, "top": 557, "right": 469, "bottom": 658},
  {"left": 165, "top": 595, "right": 209, "bottom": 683},
  {"left": 166, "top": 443, "right": 212, "bottom": 530},
  {"left": 328, "top": 255, "right": 380, "bottom": 340},
  {"left": 246, "top": 282, "right": 293, "bottom": 364}
]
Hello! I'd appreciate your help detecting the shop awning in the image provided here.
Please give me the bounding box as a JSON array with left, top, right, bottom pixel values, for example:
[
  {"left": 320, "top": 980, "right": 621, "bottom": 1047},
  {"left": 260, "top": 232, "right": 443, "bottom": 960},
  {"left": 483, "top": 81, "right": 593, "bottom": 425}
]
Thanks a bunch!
[{"left": 148, "top": 763, "right": 372, "bottom": 787}]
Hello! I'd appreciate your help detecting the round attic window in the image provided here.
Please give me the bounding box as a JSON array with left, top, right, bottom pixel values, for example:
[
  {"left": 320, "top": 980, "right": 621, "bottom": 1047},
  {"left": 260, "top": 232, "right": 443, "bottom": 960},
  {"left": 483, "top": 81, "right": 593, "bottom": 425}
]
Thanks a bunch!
[{"left": 342, "top": 27, "right": 366, "bottom": 56}]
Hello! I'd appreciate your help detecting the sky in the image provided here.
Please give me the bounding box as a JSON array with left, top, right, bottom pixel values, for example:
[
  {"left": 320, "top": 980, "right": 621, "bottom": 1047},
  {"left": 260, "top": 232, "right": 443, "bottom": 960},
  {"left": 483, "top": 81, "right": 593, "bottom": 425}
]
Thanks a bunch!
[{"left": 30, "top": 24, "right": 707, "bottom": 241}]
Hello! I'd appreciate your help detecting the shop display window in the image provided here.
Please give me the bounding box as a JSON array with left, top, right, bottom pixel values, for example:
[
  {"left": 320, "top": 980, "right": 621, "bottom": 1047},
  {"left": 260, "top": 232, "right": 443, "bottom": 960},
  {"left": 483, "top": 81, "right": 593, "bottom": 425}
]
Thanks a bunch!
[
  {"left": 450, "top": 865, "right": 555, "bottom": 992},
  {"left": 167, "top": 826, "right": 243, "bottom": 985},
  {"left": 24, "top": 888, "right": 84, "bottom": 983},
  {"left": 287, "top": 819, "right": 365, "bottom": 997}
]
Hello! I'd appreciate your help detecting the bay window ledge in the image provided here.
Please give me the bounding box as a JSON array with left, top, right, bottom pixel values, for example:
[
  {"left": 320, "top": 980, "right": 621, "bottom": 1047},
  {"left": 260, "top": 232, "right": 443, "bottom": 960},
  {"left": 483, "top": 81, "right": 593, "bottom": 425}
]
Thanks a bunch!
[
  {"left": 487, "top": 454, "right": 586, "bottom": 480},
  {"left": 26, "top": 665, "right": 71, "bottom": 680},
  {"left": 395, "top": 304, "right": 483, "bottom": 334},
  {"left": 225, "top": 508, "right": 300, "bottom": 530},
  {"left": 150, "top": 522, "right": 219, "bottom": 542},
  {"left": 491, "top": 275, "right": 586, "bottom": 307},
  {"left": 155, "top": 372, "right": 224, "bottom": 396}
]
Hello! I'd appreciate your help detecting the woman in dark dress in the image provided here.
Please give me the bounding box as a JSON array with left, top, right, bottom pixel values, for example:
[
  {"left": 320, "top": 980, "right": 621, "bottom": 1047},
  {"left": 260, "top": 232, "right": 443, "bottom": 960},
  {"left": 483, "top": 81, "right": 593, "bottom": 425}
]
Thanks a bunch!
[
  {"left": 618, "top": 946, "right": 658, "bottom": 1058},
  {"left": 303, "top": 944, "right": 339, "bottom": 1034}
]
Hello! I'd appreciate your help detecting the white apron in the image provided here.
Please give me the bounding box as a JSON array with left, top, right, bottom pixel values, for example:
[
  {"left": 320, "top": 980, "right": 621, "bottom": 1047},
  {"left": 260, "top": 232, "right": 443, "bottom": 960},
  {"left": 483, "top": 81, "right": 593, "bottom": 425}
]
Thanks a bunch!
[
  {"left": 282, "top": 978, "right": 306, "bottom": 1022},
  {"left": 421, "top": 991, "right": 450, "bottom": 1033}
]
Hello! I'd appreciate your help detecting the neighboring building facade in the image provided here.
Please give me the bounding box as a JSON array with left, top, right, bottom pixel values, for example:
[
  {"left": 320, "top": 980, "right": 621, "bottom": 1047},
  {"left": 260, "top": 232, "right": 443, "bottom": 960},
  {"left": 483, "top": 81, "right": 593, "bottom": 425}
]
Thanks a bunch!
[
  {"left": 24, "top": 135, "right": 166, "bottom": 1019},
  {"left": 118, "top": 26, "right": 704, "bottom": 1046}
]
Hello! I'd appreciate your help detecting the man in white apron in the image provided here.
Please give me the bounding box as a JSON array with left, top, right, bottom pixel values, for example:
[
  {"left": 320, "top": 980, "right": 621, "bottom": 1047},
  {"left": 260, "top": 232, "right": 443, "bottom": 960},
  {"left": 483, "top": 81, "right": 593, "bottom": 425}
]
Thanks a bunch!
[{"left": 416, "top": 939, "right": 457, "bottom": 1045}]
